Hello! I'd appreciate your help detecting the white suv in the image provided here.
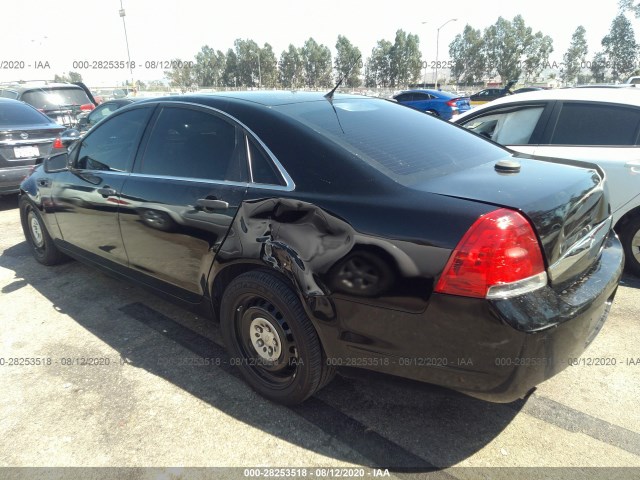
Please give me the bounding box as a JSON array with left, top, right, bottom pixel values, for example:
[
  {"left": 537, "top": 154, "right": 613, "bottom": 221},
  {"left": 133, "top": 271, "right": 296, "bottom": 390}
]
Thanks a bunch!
[{"left": 454, "top": 87, "right": 640, "bottom": 276}]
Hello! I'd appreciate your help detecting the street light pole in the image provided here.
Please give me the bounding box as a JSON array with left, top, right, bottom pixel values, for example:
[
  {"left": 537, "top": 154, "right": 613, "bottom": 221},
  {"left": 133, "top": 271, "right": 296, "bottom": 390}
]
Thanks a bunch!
[
  {"left": 421, "top": 21, "right": 428, "bottom": 87},
  {"left": 435, "top": 18, "right": 457, "bottom": 90},
  {"left": 119, "top": 0, "right": 134, "bottom": 93}
]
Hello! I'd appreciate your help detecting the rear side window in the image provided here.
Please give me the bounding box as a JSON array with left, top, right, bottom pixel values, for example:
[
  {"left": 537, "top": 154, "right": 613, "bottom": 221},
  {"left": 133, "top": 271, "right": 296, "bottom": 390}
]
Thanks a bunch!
[
  {"left": 462, "top": 106, "right": 545, "bottom": 145},
  {"left": 549, "top": 103, "right": 640, "bottom": 146},
  {"left": 0, "top": 102, "right": 52, "bottom": 126},
  {"left": 76, "top": 107, "right": 151, "bottom": 171},
  {"left": 276, "top": 98, "right": 506, "bottom": 184},
  {"left": 21, "top": 88, "right": 92, "bottom": 109},
  {"left": 139, "top": 106, "right": 243, "bottom": 182},
  {"left": 248, "top": 140, "right": 285, "bottom": 186}
]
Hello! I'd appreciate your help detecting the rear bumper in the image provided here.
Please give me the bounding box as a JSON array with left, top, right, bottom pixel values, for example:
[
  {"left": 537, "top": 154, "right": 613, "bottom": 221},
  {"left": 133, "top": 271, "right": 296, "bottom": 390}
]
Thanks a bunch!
[
  {"left": 323, "top": 233, "right": 623, "bottom": 402},
  {"left": 0, "top": 166, "right": 34, "bottom": 195}
]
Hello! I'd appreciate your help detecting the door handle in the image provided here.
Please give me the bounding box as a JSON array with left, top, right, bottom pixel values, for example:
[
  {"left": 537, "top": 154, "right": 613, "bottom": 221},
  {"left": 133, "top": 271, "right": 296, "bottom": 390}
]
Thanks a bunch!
[
  {"left": 97, "top": 187, "right": 117, "bottom": 196},
  {"left": 37, "top": 179, "right": 51, "bottom": 187},
  {"left": 195, "top": 198, "right": 229, "bottom": 210}
]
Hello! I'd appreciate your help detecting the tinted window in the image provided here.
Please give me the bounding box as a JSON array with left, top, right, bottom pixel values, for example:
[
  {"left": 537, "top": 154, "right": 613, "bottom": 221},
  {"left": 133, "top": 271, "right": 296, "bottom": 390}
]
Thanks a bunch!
[
  {"left": 76, "top": 107, "right": 151, "bottom": 171},
  {"left": 0, "top": 102, "right": 54, "bottom": 126},
  {"left": 276, "top": 98, "right": 507, "bottom": 183},
  {"left": 549, "top": 103, "right": 640, "bottom": 145},
  {"left": 88, "top": 103, "right": 121, "bottom": 124},
  {"left": 22, "top": 88, "right": 92, "bottom": 109},
  {"left": 395, "top": 93, "right": 413, "bottom": 102},
  {"left": 413, "top": 93, "right": 433, "bottom": 101},
  {"left": 462, "top": 106, "right": 544, "bottom": 144},
  {"left": 248, "top": 140, "right": 285, "bottom": 185},
  {"left": 1, "top": 90, "right": 19, "bottom": 99},
  {"left": 140, "top": 106, "right": 242, "bottom": 181}
]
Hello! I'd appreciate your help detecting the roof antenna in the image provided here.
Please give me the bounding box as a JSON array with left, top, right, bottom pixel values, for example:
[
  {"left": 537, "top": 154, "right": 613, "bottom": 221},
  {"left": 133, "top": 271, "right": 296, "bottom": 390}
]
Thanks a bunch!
[{"left": 325, "top": 55, "right": 361, "bottom": 102}]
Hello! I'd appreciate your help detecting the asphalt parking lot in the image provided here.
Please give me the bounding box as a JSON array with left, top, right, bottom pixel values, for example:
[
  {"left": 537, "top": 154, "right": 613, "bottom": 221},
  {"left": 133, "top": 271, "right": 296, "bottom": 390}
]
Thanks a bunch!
[{"left": 1, "top": 193, "right": 639, "bottom": 480}]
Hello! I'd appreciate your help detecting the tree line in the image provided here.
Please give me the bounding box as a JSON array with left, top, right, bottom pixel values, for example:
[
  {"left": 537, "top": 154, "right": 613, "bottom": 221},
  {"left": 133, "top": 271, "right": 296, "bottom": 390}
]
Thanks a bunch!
[{"left": 159, "top": 1, "right": 640, "bottom": 91}]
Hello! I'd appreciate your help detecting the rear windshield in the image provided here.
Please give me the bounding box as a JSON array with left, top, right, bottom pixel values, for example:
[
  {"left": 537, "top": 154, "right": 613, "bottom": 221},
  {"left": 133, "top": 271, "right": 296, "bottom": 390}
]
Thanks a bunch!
[
  {"left": 22, "top": 88, "right": 92, "bottom": 110},
  {"left": 276, "top": 98, "right": 506, "bottom": 183},
  {"left": 0, "top": 102, "right": 53, "bottom": 126}
]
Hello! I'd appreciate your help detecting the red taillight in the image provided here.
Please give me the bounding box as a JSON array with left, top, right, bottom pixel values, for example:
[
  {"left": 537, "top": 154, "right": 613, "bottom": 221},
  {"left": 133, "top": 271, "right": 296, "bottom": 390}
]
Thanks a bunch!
[
  {"left": 434, "top": 208, "right": 546, "bottom": 298},
  {"left": 80, "top": 103, "right": 95, "bottom": 111},
  {"left": 53, "top": 137, "right": 63, "bottom": 149},
  {"left": 446, "top": 98, "right": 460, "bottom": 107}
]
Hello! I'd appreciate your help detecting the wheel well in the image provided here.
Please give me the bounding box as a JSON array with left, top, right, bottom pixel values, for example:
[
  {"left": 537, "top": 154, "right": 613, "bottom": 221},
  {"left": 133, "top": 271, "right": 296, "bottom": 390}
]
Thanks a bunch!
[
  {"left": 614, "top": 205, "right": 640, "bottom": 233},
  {"left": 210, "top": 263, "right": 298, "bottom": 320}
]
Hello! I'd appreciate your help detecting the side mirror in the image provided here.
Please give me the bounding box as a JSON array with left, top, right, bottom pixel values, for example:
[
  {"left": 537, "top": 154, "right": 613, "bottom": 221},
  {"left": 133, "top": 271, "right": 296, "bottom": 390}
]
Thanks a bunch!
[{"left": 44, "top": 153, "right": 69, "bottom": 173}]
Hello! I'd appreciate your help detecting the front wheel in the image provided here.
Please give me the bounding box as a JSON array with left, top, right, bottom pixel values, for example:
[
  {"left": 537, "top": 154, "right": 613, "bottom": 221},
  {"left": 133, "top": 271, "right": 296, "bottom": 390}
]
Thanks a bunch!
[
  {"left": 220, "top": 270, "right": 334, "bottom": 404},
  {"left": 620, "top": 216, "right": 640, "bottom": 277},
  {"left": 19, "top": 196, "right": 68, "bottom": 266}
]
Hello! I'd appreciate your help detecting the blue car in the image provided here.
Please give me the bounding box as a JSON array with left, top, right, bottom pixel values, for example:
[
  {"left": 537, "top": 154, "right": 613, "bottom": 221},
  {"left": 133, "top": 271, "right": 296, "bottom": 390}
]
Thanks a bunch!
[{"left": 393, "top": 89, "right": 471, "bottom": 120}]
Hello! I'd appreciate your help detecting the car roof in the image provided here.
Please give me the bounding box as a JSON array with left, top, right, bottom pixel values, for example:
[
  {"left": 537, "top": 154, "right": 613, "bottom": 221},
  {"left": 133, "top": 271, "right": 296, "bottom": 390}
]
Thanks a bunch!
[
  {"left": 0, "top": 82, "right": 83, "bottom": 93},
  {"left": 137, "top": 90, "right": 368, "bottom": 107}
]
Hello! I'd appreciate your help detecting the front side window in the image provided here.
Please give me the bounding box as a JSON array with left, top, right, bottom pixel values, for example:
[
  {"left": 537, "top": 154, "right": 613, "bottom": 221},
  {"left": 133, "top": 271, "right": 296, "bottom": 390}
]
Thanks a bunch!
[
  {"left": 549, "top": 103, "right": 640, "bottom": 146},
  {"left": 76, "top": 107, "right": 151, "bottom": 171},
  {"left": 139, "top": 106, "right": 243, "bottom": 182},
  {"left": 462, "top": 106, "right": 545, "bottom": 144}
]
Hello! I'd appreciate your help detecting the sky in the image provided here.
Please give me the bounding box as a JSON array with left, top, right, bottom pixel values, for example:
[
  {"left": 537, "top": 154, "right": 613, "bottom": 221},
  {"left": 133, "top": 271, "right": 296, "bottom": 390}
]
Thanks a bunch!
[{"left": 1, "top": 0, "right": 634, "bottom": 87}]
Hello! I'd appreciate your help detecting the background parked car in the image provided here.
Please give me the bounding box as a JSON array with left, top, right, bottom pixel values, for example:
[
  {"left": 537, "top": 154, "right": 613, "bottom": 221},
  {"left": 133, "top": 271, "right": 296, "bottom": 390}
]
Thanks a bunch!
[
  {"left": 393, "top": 89, "right": 471, "bottom": 120},
  {"left": 454, "top": 87, "right": 640, "bottom": 276},
  {"left": 19, "top": 91, "right": 622, "bottom": 406},
  {"left": 0, "top": 98, "right": 68, "bottom": 195},
  {"left": 469, "top": 80, "right": 517, "bottom": 105},
  {"left": 0, "top": 81, "right": 96, "bottom": 128},
  {"left": 76, "top": 98, "right": 138, "bottom": 134}
]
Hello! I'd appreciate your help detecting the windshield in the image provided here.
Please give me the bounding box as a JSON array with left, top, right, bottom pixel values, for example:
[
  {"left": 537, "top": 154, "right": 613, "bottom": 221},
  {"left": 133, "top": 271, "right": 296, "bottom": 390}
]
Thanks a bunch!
[
  {"left": 276, "top": 97, "right": 507, "bottom": 184},
  {"left": 22, "top": 88, "right": 92, "bottom": 110}
]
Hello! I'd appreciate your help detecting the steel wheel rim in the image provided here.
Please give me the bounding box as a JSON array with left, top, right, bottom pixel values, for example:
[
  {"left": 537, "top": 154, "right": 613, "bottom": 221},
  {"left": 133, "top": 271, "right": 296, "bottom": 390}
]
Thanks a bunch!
[
  {"left": 143, "top": 210, "right": 167, "bottom": 227},
  {"left": 28, "top": 211, "right": 45, "bottom": 248},
  {"left": 235, "top": 296, "right": 298, "bottom": 387},
  {"left": 632, "top": 228, "right": 640, "bottom": 263}
]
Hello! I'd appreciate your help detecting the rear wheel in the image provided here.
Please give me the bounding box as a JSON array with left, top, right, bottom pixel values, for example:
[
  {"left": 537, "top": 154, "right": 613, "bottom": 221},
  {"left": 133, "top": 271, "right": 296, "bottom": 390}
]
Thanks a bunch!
[
  {"left": 620, "top": 216, "right": 640, "bottom": 277},
  {"left": 220, "top": 270, "right": 334, "bottom": 404},
  {"left": 19, "top": 196, "right": 68, "bottom": 266}
]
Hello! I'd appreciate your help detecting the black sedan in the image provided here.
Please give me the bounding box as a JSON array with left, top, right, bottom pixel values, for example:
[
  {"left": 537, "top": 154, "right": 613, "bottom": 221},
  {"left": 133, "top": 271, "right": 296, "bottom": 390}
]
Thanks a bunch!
[
  {"left": 19, "top": 92, "right": 623, "bottom": 405},
  {"left": 0, "top": 98, "right": 68, "bottom": 196}
]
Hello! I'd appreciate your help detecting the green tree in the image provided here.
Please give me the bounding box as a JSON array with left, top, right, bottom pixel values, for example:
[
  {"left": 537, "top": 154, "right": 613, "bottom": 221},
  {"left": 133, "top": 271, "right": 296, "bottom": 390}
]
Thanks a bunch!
[
  {"left": 279, "top": 44, "right": 304, "bottom": 88},
  {"left": 222, "top": 48, "right": 238, "bottom": 87},
  {"left": 259, "top": 43, "right": 278, "bottom": 88},
  {"left": 522, "top": 31, "right": 554, "bottom": 82},
  {"left": 590, "top": 51, "right": 608, "bottom": 82},
  {"left": 483, "top": 15, "right": 553, "bottom": 84},
  {"left": 602, "top": 14, "right": 638, "bottom": 81},
  {"left": 449, "top": 25, "right": 485, "bottom": 85},
  {"left": 561, "top": 26, "right": 588, "bottom": 85},
  {"left": 194, "top": 45, "right": 225, "bottom": 87},
  {"left": 335, "top": 35, "right": 362, "bottom": 87},
  {"left": 389, "top": 29, "right": 421, "bottom": 87},
  {"left": 54, "top": 72, "right": 83, "bottom": 83},
  {"left": 164, "top": 59, "right": 196, "bottom": 92},
  {"left": 301, "top": 38, "right": 333, "bottom": 88},
  {"left": 233, "top": 39, "right": 262, "bottom": 87},
  {"left": 364, "top": 40, "right": 393, "bottom": 87}
]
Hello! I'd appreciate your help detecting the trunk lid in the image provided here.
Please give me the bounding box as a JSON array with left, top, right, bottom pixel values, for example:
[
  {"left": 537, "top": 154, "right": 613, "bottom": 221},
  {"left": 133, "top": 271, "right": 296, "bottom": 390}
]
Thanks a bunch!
[
  {"left": 416, "top": 156, "right": 610, "bottom": 289},
  {"left": 0, "top": 125, "right": 63, "bottom": 166}
]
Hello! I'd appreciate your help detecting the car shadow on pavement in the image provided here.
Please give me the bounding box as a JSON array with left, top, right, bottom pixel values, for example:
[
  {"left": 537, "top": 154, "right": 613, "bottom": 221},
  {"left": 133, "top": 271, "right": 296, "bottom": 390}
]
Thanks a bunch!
[
  {"left": 1, "top": 241, "right": 525, "bottom": 471},
  {"left": 620, "top": 273, "right": 640, "bottom": 289},
  {"left": 0, "top": 193, "right": 19, "bottom": 212}
]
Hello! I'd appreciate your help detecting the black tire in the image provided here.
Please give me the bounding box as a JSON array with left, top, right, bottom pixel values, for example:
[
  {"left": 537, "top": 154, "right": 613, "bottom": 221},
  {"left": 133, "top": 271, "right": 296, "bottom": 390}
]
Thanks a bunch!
[
  {"left": 19, "top": 196, "right": 68, "bottom": 266},
  {"left": 620, "top": 216, "right": 640, "bottom": 277},
  {"left": 220, "top": 270, "right": 334, "bottom": 404},
  {"left": 327, "top": 251, "right": 394, "bottom": 297}
]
